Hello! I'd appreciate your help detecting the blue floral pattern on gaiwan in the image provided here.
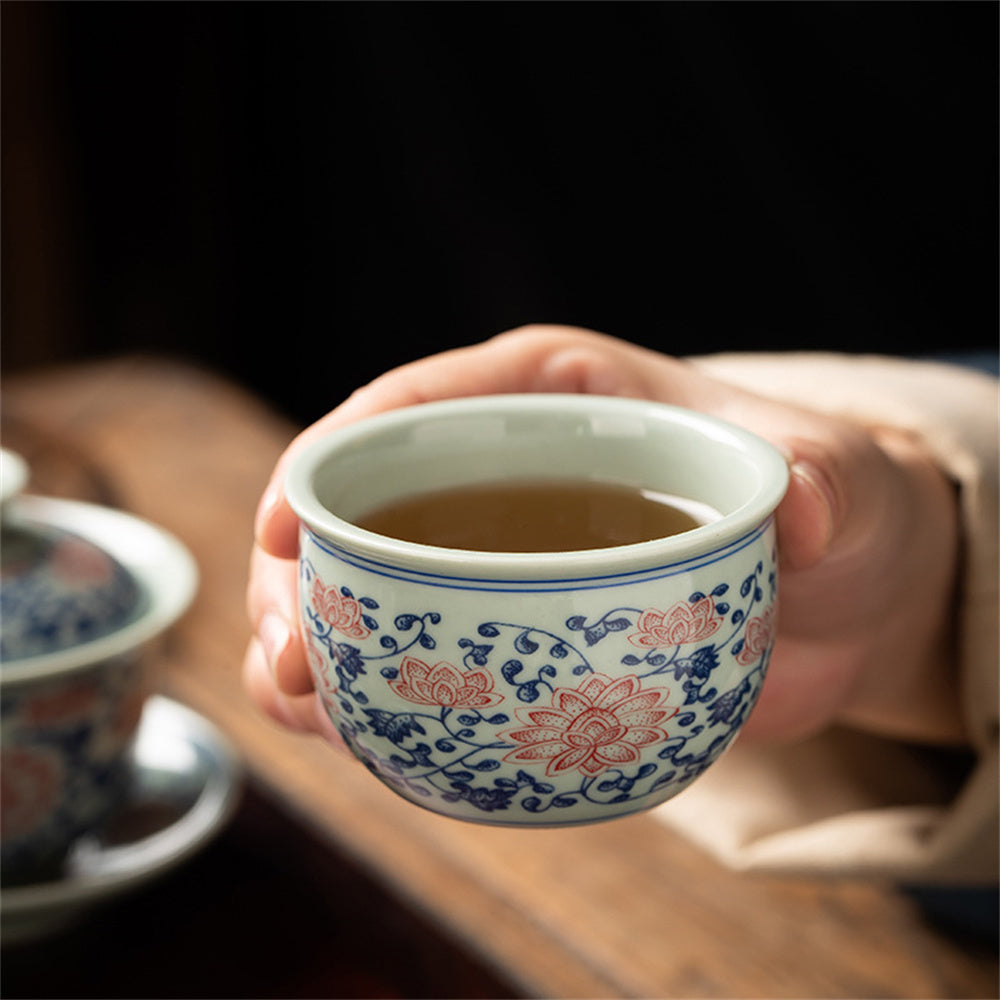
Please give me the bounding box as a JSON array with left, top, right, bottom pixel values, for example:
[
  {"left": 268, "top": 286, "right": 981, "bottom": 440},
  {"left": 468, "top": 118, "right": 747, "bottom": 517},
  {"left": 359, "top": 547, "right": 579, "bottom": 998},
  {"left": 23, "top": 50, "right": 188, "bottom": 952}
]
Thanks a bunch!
[
  {"left": 0, "top": 657, "right": 146, "bottom": 884},
  {"left": 0, "top": 522, "right": 143, "bottom": 663}
]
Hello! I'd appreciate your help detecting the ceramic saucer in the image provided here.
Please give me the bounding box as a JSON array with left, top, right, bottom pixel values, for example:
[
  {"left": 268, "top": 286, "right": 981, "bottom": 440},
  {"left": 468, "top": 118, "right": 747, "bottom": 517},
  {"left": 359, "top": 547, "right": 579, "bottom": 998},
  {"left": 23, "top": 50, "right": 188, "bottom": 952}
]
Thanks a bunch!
[{"left": 1, "top": 696, "right": 243, "bottom": 945}]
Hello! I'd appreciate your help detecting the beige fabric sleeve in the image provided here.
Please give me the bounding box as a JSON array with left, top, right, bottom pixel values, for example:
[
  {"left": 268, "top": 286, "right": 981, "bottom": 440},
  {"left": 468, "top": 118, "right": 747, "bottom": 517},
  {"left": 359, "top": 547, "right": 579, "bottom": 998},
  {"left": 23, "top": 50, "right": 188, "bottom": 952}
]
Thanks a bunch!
[{"left": 651, "top": 352, "right": 998, "bottom": 884}]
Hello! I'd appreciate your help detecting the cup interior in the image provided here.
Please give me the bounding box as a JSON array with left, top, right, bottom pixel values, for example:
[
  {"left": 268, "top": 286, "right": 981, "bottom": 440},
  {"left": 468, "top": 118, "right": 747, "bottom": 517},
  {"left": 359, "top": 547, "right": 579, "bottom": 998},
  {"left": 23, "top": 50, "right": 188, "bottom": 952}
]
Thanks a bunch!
[{"left": 288, "top": 395, "right": 789, "bottom": 565}]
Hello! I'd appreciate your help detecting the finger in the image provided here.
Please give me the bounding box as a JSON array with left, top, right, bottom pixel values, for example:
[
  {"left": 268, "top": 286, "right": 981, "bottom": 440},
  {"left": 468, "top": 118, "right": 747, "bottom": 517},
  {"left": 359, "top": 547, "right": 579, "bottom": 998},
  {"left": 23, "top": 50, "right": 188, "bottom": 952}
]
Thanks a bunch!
[
  {"left": 243, "top": 639, "right": 353, "bottom": 749},
  {"left": 243, "top": 638, "right": 321, "bottom": 732},
  {"left": 246, "top": 547, "right": 314, "bottom": 696}
]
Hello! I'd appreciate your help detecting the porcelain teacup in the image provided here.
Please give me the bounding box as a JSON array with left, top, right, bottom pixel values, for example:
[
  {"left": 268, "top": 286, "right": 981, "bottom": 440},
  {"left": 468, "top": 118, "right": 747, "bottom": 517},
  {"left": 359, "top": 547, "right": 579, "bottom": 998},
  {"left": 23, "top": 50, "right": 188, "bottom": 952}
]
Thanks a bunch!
[{"left": 285, "top": 395, "right": 788, "bottom": 827}]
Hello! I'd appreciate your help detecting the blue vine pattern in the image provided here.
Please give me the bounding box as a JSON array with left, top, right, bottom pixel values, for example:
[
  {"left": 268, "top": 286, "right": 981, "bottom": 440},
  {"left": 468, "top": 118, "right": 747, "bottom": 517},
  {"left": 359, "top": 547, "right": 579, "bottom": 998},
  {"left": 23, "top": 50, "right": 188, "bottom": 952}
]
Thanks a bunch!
[{"left": 301, "top": 552, "right": 777, "bottom": 823}]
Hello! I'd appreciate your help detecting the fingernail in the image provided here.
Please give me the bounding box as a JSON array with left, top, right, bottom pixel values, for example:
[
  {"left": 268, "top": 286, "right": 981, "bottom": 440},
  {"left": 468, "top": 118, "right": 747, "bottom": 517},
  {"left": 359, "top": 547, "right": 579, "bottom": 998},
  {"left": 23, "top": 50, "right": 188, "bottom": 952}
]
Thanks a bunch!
[
  {"left": 791, "top": 459, "right": 838, "bottom": 550},
  {"left": 258, "top": 612, "right": 291, "bottom": 676}
]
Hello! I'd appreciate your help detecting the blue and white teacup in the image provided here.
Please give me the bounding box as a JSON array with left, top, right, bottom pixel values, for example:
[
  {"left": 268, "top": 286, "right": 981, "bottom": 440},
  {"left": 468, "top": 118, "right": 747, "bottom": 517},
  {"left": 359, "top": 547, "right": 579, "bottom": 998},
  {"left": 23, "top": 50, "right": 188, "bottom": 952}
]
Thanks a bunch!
[{"left": 285, "top": 395, "right": 788, "bottom": 827}]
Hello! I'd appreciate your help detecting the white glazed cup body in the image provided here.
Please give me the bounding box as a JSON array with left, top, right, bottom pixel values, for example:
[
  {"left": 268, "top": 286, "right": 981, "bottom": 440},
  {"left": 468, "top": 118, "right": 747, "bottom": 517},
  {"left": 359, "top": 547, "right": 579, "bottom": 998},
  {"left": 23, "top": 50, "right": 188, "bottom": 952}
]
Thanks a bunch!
[
  {"left": 286, "top": 395, "right": 789, "bottom": 827},
  {"left": 0, "top": 498, "right": 198, "bottom": 883}
]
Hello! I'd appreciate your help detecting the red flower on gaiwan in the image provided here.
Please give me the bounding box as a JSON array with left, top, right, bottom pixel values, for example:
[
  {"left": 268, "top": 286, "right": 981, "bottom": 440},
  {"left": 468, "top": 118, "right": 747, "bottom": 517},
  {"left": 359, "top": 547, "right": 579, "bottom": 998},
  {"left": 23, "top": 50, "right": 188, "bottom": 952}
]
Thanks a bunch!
[
  {"left": 389, "top": 657, "right": 504, "bottom": 709},
  {"left": 311, "top": 578, "right": 370, "bottom": 640},
  {"left": 628, "top": 597, "right": 722, "bottom": 649},
  {"left": 503, "top": 673, "right": 676, "bottom": 777},
  {"left": 1, "top": 746, "right": 63, "bottom": 840}
]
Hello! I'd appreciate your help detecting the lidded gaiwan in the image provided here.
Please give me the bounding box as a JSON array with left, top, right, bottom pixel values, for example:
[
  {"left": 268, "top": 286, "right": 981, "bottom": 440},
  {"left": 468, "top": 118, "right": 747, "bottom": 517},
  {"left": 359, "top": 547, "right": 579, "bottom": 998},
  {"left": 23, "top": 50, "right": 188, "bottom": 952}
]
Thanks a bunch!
[
  {"left": 1, "top": 451, "right": 145, "bottom": 661},
  {"left": 0, "top": 449, "right": 198, "bottom": 885}
]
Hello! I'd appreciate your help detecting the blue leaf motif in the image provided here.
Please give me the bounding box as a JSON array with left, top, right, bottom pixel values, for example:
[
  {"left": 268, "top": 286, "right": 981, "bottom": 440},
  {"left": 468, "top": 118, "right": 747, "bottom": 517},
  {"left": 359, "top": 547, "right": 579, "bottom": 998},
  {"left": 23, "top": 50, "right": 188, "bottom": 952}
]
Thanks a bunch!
[
  {"left": 478, "top": 623, "right": 500, "bottom": 638},
  {"left": 517, "top": 771, "right": 553, "bottom": 794},
  {"left": 501, "top": 660, "right": 523, "bottom": 683},
  {"left": 458, "top": 638, "right": 493, "bottom": 666},
  {"left": 395, "top": 614, "right": 419, "bottom": 631},
  {"left": 514, "top": 631, "right": 539, "bottom": 655},
  {"left": 517, "top": 682, "right": 540, "bottom": 703},
  {"left": 471, "top": 759, "right": 501, "bottom": 772},
  {"left": 418, "top": 633, "right": 436, "bottom": 650},
  {"left": 359, "top": 596, "right": 379, "bottom": 609}
]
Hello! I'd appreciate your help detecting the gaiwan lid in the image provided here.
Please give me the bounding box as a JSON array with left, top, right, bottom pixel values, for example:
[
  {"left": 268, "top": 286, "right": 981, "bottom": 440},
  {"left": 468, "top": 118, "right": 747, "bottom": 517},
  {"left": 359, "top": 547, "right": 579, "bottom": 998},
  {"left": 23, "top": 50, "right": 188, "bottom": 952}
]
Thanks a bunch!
[{"left": 0, "top": 449, "right": 145, "bottom": 663}]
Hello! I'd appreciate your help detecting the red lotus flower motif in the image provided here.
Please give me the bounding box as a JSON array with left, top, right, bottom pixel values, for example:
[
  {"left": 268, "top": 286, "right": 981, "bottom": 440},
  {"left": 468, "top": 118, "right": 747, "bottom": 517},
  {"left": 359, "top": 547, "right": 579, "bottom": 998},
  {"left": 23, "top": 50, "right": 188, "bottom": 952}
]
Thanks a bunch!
[
  {"left": 53, "top": 538, "right": 114, "bottom": 584},
  {"left": 628, "top": 597, "right": 722, "bottom": 649},
  {"left": 502, "top": 673, "right": 676, "bottom": 777},
  {"left": 1, "top": 746, "right": 63, "bottom": 839},
  {"left": 23, "top": 679, "right": 101, "bottom": 726},
  {"left": 303, "top": 630, "right": 339, "bottom": 697},
  {"left": 736, "top": 606, "right": 776, "bottom": 665},
  {"left": 311, "top": 578, "right": 370, "bottom": 640},
  {"left": 389, "top": 657, "right": 504, "bottom": 709}
]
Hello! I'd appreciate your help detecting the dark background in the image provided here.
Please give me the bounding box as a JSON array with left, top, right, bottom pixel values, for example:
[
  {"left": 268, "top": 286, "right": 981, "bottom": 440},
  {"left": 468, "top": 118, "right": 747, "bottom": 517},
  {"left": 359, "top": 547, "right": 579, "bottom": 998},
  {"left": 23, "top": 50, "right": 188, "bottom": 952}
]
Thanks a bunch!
[{"left": 3, "top": 2, "right": 997, "bottom": 426}]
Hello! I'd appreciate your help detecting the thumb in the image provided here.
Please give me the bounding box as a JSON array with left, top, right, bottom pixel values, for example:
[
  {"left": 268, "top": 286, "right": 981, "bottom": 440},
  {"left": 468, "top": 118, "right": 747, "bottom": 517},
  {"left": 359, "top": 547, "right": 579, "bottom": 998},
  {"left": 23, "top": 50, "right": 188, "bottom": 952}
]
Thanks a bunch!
[
  {"left": 710, "top": 393, "right": 854, "bottom": 575},
  {"left": 775, "top": 450, "right": 842, "bottom": 572}
]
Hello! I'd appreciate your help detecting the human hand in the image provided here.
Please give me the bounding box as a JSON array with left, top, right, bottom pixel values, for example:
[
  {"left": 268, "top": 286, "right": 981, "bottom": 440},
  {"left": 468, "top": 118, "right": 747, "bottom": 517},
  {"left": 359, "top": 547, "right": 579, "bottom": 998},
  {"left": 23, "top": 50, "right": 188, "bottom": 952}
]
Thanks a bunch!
[{"left": 244, "top": 326, "right": 962, "bottom": 748}]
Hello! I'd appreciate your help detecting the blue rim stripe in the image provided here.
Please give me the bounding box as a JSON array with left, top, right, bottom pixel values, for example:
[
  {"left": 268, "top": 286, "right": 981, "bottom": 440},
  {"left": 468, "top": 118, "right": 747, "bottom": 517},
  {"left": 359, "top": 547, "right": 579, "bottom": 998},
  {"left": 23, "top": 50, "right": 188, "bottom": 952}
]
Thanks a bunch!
[{"left": 302, "top": 517, "right": 774, "bottom": 593}]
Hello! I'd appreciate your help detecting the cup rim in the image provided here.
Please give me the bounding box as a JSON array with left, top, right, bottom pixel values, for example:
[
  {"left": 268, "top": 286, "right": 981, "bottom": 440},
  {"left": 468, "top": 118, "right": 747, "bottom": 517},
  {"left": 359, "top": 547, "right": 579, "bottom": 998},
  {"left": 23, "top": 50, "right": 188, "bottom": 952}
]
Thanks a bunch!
[
  {"left": 285, "top": 394, "right": 790, "bottom": 578},
  {"left": 0, "top": 497, "right": 199, "bottom": 686}
]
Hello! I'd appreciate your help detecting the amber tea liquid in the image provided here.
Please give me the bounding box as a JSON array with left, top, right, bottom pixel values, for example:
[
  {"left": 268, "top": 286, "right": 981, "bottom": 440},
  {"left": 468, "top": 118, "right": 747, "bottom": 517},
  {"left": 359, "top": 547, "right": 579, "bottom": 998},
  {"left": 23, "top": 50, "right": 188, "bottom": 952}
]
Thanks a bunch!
[{"left": 354, "top": 478, "right": 718, "bottom": 553}]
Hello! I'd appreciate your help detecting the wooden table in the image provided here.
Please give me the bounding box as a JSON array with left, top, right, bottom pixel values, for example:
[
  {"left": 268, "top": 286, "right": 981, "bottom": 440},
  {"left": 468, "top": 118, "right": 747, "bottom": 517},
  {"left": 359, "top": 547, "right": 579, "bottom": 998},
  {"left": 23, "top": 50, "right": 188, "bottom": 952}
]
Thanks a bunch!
[{"left": 2, "top": 355, "right": 996, "bottom": 999}]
